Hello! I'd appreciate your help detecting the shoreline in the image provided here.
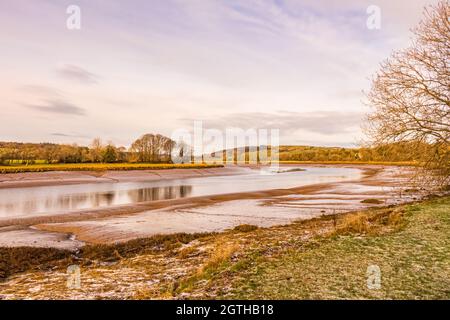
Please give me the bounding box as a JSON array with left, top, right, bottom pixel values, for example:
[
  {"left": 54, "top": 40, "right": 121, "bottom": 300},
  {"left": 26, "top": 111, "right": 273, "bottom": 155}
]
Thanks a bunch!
[
  {"left": 0, "top": 162, "right": 408, "bottom": 190},
  {"left": 0, "top": 164, "right": 377, "bottom": 228},
  {"left": 0, "top": 165, "right": 244, "bottom": 189},
  {"left": 0, "top": 164, "right": 421, "bottom": 248}
]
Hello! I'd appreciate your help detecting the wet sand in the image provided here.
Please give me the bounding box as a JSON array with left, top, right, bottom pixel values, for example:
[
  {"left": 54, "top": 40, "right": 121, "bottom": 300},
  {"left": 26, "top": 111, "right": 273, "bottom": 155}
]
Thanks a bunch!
[
  {"left": 0, "top": 227, "right": 83, "bottom": 250},
  {"left": 0, "top": 164, "right": 420, "bottom": 248},
  {"left": 0, "top": 166, "right": 247, "bottom": 189}
]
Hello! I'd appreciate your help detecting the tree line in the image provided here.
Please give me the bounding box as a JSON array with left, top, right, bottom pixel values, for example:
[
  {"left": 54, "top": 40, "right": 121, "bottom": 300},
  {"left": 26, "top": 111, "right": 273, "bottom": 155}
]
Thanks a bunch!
[
  {"left": 278, "top": 143, "right": 432, "bottom": 163},
  {"left": 0, "top": 137, "right": 436, "bottom": 165},
  {"left": 0, "top": 134, "right": 175, "bottom": 165}
]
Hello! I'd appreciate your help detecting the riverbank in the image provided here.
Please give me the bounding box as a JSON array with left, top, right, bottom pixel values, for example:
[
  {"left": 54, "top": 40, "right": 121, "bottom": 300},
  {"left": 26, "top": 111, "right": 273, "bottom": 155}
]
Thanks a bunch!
[
  {"left": 0, "top": 161, "right": 418, "bottom": 175},
  {"left": 0, "top": 163, "right": 223, "bottom": 174},
  {"left": 217, "top": 196, "right": 450, "bottom": 299},
  {"left": 0, "top": 165, "right": 419, "bottom": 248},
  {"left": 0, "top": 165, "right": 241, "bottom": 189},
  {"left": 0, "top": 195, "right": 448, "bottom": 299}
]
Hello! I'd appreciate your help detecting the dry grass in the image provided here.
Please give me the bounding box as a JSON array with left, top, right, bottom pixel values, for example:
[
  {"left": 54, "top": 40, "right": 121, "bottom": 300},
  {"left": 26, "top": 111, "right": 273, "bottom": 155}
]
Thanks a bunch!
[
  {"left": 80, "top": 232, "right": 214, "bottom": 262},
  {"left": 0, "top": 247, "right": 73, "bottom": 280},
  {"left": 173, "top": 242, "right": 239, "bottom": 294},
  {"left": 386, "top": 210, "right": 403, "bottom": 226},
  {"left": 333, "top": 207, "right": 405, "bottom": 236},
  {"left": 361, "top": 198, "right": 384, "bottom": 204},
  {"left": 200, "top": 243, "right": 239, "bottom": 274},
  {"left": 0, "top": 232, "right": 215, "bottom": 282},
  {"left": 1, "top": 197, "right": 448, "bottom": 300},
  {"left": 232, "top": 224, "right": 259, "bottom": 233},
  {"left": 177, "top": 246, "right": 198, "bottom": 259},
  {"left": 335, "top": 213, "right": 371, "bottom": 234}
]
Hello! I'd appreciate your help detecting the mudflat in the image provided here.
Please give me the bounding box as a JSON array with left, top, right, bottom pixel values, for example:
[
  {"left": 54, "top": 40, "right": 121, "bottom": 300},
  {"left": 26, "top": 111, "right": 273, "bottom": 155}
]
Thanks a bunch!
[
  {"left": 0, "top": 166, "right": 245, "bottom": 189},
  {"left": 0, "top": 164, "right": 421, "bottom": 248}
]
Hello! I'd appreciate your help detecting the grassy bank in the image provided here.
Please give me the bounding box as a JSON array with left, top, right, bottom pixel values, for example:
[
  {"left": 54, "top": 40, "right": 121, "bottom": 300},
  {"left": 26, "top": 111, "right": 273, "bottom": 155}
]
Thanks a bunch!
[
  {"left": 1, "top": 197, "right": 448, "bottom": 299},
  {"left": 0, "top": 232, "right": 214, "bottom": 281},
  {"left": 0, "top": 161, "right": 416, "bottom": 174},
  {"left": 0, "top": 163, "right": 223, "bottom": 174},
  {"left": 194, "top": 196, "right": 450, "bottom": 299}
]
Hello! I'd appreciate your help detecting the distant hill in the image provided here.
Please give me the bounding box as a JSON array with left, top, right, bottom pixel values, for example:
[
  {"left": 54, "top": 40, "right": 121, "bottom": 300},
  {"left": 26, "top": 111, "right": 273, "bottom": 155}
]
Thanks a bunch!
[
  {"left": 205, "top": 142, "right": 427, "bottom": 163},
  {"left": 1, "top": 141, "right": 428, "bottom": 165}
]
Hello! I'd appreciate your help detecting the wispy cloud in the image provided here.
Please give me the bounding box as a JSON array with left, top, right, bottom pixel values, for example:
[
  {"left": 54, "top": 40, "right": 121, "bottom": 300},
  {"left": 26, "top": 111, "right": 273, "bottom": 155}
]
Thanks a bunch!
[
  {"left": 56, "top": 64, "right": 99, "bottom": 84},
  {"left": 0, "top": 0, "right": 434, "bottom": 146},
  {"left": 182, "top": 111, "right": 363, "bottom": 135},
  {"left": 18, "top": 85, "right": 63, "bottom": 97},
  {"left": 51, "top": 132, "right": 89, "bottom": 138},
  {"left": 26, "top": 100, "right": 86, "bottom": 116}
]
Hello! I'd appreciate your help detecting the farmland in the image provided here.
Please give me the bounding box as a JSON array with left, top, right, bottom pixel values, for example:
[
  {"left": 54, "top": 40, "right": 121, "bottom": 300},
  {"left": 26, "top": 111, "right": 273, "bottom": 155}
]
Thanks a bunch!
[{"left": 0, "top": 163, "right": 223, "bottom": 174}]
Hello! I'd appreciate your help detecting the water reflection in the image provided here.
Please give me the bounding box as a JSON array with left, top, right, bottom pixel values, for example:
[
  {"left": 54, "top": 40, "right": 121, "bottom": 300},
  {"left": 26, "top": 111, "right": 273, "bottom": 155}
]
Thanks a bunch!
[
  {"left": 0, "top": 185, "right": 192, "bottom": 218},
  {"left": 127, "top": 185, "right": 192, "bottom": 202},
  {"left": 0, "top": 167, "right": 362, "bottom": 218}
]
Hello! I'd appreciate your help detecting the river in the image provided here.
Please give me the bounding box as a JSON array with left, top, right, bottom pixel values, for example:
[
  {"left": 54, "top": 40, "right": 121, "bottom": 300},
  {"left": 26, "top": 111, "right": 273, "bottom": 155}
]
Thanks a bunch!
[{"left": 0, "top": 167, "right": 362, "bottom": 219}]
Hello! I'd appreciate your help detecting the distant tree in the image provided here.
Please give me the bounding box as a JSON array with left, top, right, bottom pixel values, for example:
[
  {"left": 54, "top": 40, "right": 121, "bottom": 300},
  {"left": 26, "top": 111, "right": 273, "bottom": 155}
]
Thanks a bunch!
[
  {"left": 365, "top": 1, "right": 450, "bottom": 188},
  {"left": 116, "top": 146, "right": 128, "bottom": 162},
  {"left": 102, "top": 144, "right": 117, "bottom": 163},
  {"left": 89, "top": 138, "right": 103, "bottom": 163},
  {"left": 131, "top": 134, "right": 175, "bottom": 162}
]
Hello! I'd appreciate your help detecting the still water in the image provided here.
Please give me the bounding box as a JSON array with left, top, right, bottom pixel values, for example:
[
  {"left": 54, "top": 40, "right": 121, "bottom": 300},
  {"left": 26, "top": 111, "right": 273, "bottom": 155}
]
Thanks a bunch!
[{"left": 0, "top": 167, "right": 361, "bottom": 218}]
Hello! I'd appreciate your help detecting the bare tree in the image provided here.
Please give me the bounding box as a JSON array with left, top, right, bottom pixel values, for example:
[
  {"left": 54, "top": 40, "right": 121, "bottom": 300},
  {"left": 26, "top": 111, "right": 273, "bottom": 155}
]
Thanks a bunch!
[
  {"left": 89, "top": 138, "right": 103, "bottom": 163},
  {"left": 365, "top": 1, "right": 450, "bottom": 188},
  {"left": 130, "top": 134, "right": 175, "bottom": 163}
]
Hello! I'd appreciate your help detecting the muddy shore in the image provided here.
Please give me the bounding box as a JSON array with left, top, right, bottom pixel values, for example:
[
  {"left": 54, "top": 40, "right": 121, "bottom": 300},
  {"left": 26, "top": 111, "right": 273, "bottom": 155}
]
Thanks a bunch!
[
  {"left": 0, "top": 164, "right": 420, "bottom": 248},
  {"left": 0, "top": 166, "right": 246, "bottom": 189}
]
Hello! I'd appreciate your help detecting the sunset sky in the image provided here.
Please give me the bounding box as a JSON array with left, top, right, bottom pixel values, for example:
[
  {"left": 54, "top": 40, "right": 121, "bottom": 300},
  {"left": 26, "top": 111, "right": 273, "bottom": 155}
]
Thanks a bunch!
[{"left": 0, "top": 0, "right": 438, "bottom": 147}]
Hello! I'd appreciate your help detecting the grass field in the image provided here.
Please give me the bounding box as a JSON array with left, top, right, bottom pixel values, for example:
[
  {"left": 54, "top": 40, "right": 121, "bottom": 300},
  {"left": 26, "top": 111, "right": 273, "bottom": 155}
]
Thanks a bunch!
[
  {"left": 0, "top": 163, "right": 223, "bottom": 174},
  {"left": 0, "top": 161, "right": 417, "bottom": 174},
  {"left": 205, "top": 196, "right": 450, "bottom": 299}
]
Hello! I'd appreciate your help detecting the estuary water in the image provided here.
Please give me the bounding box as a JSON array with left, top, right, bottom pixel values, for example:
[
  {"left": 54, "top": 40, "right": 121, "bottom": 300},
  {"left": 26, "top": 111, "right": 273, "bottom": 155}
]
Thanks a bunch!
[{"left": 0, "top": 167, "right": 361, "bottom": 218}]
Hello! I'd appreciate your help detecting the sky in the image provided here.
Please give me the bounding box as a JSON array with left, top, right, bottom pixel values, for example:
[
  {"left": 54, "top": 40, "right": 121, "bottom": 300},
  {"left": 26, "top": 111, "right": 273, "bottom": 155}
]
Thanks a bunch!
[{"left": 0, "top": 0, "right": 439, "bottom": 148}]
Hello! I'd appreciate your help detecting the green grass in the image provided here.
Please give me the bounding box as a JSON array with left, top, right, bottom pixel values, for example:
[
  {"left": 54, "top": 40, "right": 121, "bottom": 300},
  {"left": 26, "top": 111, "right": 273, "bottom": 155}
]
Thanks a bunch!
[
  {"left": 2, "top": 197, "right": 448, "bottom": 299},
  {"left": 0, "top": 163, "right": 223, "bottom": 174},
  {"left": 216, "top": 197, "right": 450, "bottom": 299}
]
